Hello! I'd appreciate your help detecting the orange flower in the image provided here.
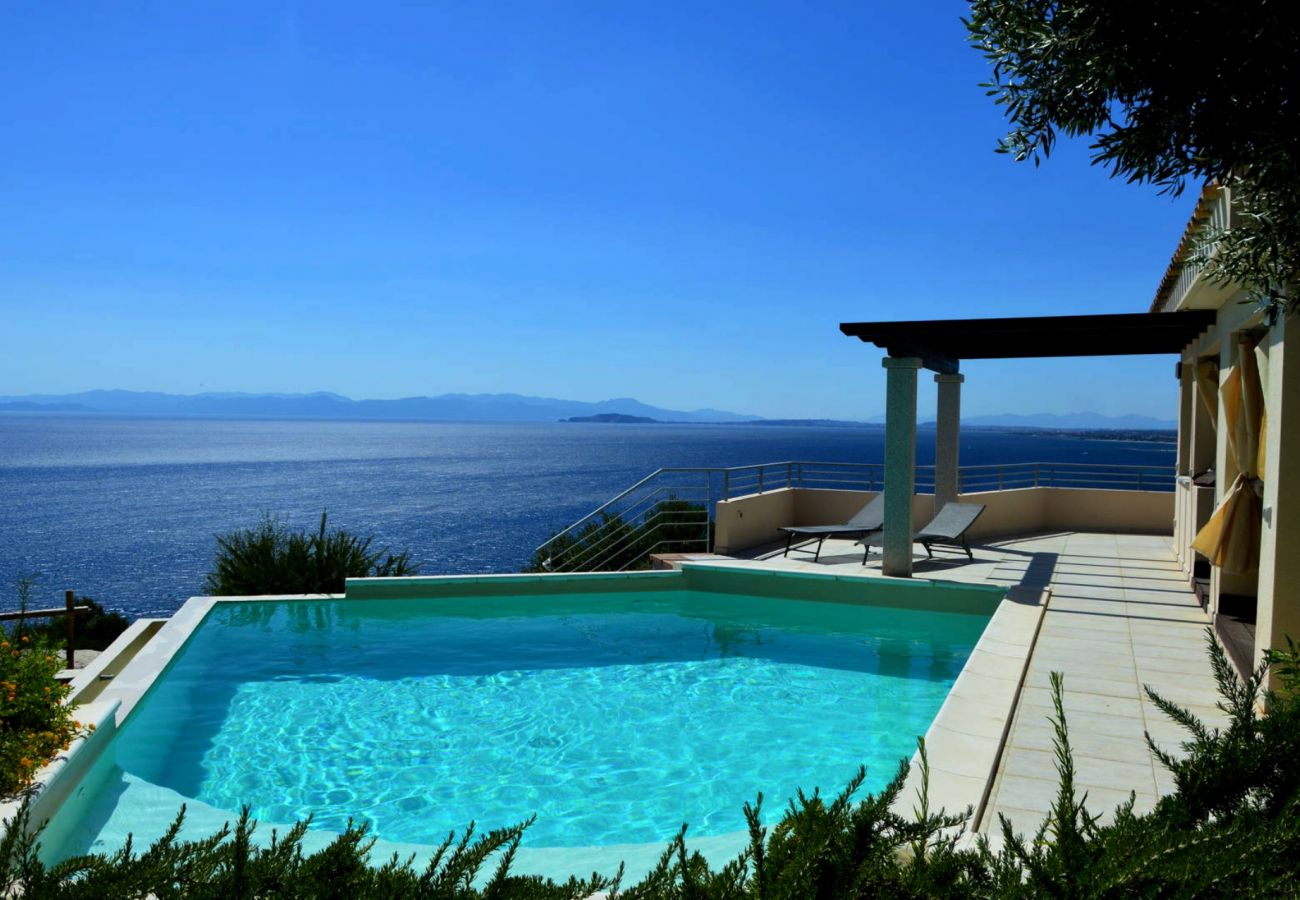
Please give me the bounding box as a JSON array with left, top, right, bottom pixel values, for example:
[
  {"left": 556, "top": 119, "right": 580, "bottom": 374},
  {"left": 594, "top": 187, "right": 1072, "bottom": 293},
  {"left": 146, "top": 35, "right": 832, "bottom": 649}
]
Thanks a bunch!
[
  {"left": 18, "top": 758, "right": 31, "bottom": 768},
  {"left": 19, "top": 636, "right": 28, "bottom": 644},
  {"left": 10, "top": 651, "right": 18, "bottom": 659}
]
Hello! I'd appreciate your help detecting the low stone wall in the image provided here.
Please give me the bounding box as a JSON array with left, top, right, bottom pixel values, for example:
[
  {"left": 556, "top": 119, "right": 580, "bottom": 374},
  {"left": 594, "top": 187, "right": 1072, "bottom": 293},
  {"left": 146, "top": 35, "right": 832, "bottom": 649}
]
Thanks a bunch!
[
  {"left": 712, "top": 486, "right": 1174, "bottom": 555},
  {"left": 711, "top": 488, "right": 795, "bottom": 556}
]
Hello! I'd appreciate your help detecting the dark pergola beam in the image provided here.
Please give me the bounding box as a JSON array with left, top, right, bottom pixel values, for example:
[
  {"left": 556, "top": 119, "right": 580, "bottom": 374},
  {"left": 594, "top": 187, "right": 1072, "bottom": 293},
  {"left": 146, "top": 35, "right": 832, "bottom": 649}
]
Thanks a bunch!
[{"left": 840, "top": 311, "right": 1216, "bottom": 362}]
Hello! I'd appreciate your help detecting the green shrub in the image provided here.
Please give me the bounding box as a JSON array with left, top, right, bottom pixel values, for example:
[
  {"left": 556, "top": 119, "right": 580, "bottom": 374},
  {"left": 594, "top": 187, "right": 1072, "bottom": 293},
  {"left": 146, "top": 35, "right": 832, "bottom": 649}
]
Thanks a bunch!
[
  {"left": 526, "top": 499, "right": 710, "bottom": 573},
  {"left": 204, "top": 511, "right": 416, "bottom": 596},
  {"left": 3, "top": 631, "right": 1297, "bottom": 896}
]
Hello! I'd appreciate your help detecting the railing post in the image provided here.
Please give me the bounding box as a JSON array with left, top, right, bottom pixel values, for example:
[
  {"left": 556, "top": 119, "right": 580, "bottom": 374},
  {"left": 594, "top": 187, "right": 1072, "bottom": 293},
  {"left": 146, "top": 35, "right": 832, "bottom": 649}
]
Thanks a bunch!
[
  {"left": 723, "top": 470, "right": 730, "bottom": 500},
  {"left": 757, "top": 466, "right": 764, "bottom": 493},
  {"left": 797, "top": 462, "right": 803, "bottom": 488},
  {"left": 1033, "top": 463, "right": 1039, "bottom": 488},
  {"left": 998, "top": 466, "right": 1004, "bottom": 491},
  {"left": 1138, "top": 469, "right": 1144, "bottom": 491},
  {"left": 64, "top": 590, "right": 75, "bottom": 669},
  {"left": 705, "top": 471, "right": 714, "bottom": 552},
  {"left": 786, "top": 463, "right": 793, "bottom": 489}
]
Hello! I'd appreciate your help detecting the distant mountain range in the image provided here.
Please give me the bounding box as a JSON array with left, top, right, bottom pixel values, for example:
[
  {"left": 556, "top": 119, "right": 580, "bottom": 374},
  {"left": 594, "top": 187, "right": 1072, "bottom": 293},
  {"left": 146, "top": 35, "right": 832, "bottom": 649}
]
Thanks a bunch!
[
  {"left": 0, "top": 390, "right": 1175, "bottom": 430},
  {"left": 0, "top": 390, "right": 756, "bottom": 424}
]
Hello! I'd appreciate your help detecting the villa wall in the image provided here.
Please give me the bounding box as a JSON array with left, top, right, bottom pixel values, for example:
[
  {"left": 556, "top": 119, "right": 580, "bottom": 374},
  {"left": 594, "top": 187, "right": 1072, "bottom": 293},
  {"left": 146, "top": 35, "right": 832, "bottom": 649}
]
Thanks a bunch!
[
  {"left": 1255, "top": 313, "right": 1300, "bottom": 675},
  {"left": 713, "top": 486, "right": 1173, "bottom": 555},
  {"left": 1167, "top": 278, "right": 1300, "bottom": 678}
]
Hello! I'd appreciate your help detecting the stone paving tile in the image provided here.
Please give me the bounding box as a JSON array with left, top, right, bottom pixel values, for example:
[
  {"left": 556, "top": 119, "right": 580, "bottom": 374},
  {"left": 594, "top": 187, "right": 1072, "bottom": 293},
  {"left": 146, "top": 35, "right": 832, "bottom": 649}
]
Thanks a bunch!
[
  {"left": 1050, "top": 585, "right": 1128, "bottom": 601},
  {"left": 992, "top": 774, "right": 1157, "bottom": 822},
  {"left": 1127, "top": 626, "right": 1211, "bottom": 649},
  {"left": 1018, "top": 685, "right": 1145, "bottom": 718},
  {"left": 1026, "top": 668, "right": 1141, "bottom": 701}
]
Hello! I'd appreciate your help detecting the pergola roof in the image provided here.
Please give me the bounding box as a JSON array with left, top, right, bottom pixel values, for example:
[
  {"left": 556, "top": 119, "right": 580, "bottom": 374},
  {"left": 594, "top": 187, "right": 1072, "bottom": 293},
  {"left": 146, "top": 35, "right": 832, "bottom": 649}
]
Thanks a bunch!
[{"left": 839, "top": 311, "right": 1216, "bottom": 374}]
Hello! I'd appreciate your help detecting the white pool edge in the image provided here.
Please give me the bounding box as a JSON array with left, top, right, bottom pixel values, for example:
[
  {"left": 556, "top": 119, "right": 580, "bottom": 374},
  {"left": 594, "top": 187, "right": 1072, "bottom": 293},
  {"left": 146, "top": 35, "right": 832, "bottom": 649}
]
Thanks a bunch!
[{"left": 890, "top": 585, "right": 1049, "bottom": 831}]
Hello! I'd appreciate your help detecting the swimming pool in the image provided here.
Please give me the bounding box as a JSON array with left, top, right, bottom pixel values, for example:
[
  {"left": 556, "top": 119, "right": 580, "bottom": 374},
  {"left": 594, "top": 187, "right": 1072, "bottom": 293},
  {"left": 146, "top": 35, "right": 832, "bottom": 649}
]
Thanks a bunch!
[{"left": 40, "top": 566, "right": 1003, "bottom": 878}]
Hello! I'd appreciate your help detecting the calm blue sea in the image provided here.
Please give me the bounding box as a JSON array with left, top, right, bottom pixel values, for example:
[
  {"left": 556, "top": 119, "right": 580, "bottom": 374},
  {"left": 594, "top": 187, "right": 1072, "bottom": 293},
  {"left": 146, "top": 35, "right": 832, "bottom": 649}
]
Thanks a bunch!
[{"left": 0, "top": 414, "right": 1174, "bottom": 619}]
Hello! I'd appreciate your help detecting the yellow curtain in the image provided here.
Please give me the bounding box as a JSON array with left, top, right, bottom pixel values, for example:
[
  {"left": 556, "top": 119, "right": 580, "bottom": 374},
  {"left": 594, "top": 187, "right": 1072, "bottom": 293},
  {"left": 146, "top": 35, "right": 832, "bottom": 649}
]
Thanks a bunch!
[{"left": 1192, "top": 336, "right": 1265, "bottom": 575}]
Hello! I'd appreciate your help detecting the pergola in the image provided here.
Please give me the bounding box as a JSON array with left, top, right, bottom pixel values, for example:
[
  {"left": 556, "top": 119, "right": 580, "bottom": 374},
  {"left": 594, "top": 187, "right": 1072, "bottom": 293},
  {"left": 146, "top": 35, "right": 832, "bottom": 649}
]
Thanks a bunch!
[{"left": 839, "top": 311, "right": 1217, "bottom": 576}]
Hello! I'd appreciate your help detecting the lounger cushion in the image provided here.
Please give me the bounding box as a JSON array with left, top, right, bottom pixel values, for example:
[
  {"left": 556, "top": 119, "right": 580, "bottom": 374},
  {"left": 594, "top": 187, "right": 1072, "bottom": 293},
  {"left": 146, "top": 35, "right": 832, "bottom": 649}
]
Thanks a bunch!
[{"left": 780, "top": 494, "right": 884, "bottom": 536}]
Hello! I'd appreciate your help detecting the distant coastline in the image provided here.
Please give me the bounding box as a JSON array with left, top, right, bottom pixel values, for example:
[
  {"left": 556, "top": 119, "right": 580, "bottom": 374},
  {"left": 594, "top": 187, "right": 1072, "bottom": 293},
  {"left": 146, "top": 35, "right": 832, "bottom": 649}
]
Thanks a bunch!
[
  {"left": 562, "top": 413, "right": 659, "bottom": 424},
  {"left": 0, "top": 389, "right": 1177, "bottom": 433},
  {"left": 559, "top": 414, "right": 1174, "bottom": 443}
]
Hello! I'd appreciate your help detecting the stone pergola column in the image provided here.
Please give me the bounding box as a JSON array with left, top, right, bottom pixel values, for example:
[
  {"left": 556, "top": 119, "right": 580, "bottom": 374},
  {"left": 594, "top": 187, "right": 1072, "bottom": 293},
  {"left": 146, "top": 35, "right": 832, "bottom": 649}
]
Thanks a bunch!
[
  {"left": 882, "top": 357, "right": 922, "bottom": 577},
  {"left": 934, "top": 373, "right": 964, "bottom": 509}
]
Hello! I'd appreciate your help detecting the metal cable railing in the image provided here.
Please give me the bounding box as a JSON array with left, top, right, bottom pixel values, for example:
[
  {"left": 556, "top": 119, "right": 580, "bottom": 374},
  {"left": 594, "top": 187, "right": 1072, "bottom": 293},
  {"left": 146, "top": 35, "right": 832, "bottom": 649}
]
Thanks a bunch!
[
  {"left": 956, "top": 462, "right": 1175, "bottom": 493},
  {"left": 531, "top": 460, "right": 1175, "bottom": 572}
]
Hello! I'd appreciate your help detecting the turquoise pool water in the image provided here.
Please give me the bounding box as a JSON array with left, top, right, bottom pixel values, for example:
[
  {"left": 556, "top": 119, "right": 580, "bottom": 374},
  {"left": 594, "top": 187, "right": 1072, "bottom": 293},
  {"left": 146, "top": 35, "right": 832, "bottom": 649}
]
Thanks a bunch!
[{"left": 50, "top": 584, "right": 989, "bottom": 868}]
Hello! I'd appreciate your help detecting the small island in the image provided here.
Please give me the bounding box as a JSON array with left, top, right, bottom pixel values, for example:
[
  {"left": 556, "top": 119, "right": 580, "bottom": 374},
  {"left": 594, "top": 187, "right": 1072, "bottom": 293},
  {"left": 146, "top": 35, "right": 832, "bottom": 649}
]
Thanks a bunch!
[{"left": 561, "top": 413, "right": 660, "bottom": 424}]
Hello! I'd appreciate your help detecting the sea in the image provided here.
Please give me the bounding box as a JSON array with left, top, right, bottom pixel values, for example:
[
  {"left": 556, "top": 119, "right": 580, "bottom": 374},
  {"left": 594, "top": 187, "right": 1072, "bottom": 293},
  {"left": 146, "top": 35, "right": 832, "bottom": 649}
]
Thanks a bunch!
[{"left": 0, "top": 414, "right": 1175, "bottom": 620}]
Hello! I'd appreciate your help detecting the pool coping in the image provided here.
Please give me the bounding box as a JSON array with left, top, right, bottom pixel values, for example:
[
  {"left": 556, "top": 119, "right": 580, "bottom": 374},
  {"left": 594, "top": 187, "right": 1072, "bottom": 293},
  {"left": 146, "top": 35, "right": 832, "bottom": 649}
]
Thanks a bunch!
[
  {"left": 12, "top": 565, "right": 1040, "bottom": 873},
  {"left": 889, "top": 584, "right": 1049, "bottom": 830},
  {"left": 66, "top": 618, "right": 169, "bottom": 706}
]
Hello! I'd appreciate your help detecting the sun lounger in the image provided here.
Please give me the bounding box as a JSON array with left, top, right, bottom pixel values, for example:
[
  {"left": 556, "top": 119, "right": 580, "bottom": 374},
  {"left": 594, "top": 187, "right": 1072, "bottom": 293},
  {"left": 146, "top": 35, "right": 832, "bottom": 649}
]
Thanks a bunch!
[
  {"left": 780, "top": 494, "right": 884, "bottom": 561},
  {"left": 856, "top": 501, "right": 985, "bottom": 564}
]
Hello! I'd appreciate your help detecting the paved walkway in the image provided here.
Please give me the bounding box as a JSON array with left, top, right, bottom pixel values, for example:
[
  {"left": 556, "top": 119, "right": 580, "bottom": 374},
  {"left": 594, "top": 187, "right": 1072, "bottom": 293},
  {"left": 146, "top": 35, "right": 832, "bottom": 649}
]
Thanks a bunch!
[
  {"left": 977, "top": 532, "right": 1226, "bottom": 830},
  {"left": 723, "top": 530, "right": 1227, "bottom": 831}
]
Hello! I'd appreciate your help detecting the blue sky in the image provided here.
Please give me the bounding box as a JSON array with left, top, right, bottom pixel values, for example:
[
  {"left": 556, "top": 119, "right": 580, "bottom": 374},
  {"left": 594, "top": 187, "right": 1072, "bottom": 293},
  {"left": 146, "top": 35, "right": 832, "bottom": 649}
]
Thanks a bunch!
[{"left": 0, "top": 2, "right": 1196, "bottom": 420}]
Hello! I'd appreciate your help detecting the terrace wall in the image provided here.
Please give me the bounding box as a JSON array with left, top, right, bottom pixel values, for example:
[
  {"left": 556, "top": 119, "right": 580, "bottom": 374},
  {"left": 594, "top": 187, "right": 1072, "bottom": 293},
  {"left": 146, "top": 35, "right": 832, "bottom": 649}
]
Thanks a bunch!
[{"left": 712, "top": 486, "right": 1174, "bottom": 555}]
